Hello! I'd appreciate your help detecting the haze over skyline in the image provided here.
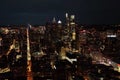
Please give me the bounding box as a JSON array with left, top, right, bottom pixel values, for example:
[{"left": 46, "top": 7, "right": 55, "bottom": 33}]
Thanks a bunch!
[{"left": 0, "top": 0, "right": 120, "bottom": 25}]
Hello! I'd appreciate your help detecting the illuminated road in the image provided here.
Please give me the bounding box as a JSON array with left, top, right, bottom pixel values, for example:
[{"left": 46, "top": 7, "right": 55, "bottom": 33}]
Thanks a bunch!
[
  {"left": 26, "top": 27, "right": 33, "bottom": 80},
  {"left": 85, "top": 50, "right": 120, "bottom": 73}
]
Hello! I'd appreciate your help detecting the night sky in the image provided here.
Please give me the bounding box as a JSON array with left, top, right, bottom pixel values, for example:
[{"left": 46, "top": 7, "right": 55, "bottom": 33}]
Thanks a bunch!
[{"left": 0, "top": 0, "right": 120, "bottom": 25}]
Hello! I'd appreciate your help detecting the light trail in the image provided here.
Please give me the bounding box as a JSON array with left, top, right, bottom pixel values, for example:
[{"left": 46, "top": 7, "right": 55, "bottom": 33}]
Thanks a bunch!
[{"left": 26, "top": 25, "right": 33, "bottom": 80}]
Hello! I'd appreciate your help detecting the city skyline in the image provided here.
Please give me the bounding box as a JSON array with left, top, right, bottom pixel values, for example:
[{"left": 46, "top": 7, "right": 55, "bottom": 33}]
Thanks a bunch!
[{"left": 0, "top": 0, "right": 120, "bottom": 25}]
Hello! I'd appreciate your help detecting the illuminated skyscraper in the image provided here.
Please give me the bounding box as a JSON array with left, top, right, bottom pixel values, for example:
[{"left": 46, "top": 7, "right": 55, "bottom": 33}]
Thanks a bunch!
[
  {"left": 70, "top": 15, "right": 76, "bottom": 41},
  {"left": 65, "top": 13, "right": 70, "bottom": 27},
  {"left": 65, "top": 13, "right": 77, "bottom": 50},
  {"left": 58, "top": 20, "right": 62, "bottom": 28},
  {"left": 69, "top": 14, "right": 77, "bottom": 50},
  {"left": 52, "top": 17, "right": 56, "bottom": 23},
  {"left": 58, "top": 20, "right": 62, "bottom": 24},
  {"left": 0, "top": 37, "right": 2, "bottom": 46}
]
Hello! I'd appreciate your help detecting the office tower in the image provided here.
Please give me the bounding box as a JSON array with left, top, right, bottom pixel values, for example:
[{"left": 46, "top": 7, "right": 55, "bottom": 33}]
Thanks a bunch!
[
  {"left": 70, "top": 15, "right": 77, "bottom": 50},
  {"left": 58, "top": 20, "right": 62, "bottom": 28},
  {"left": 66, "top": 13, "right": 69, "bottom": 27},
  {"left": 52, "top": 17, "right": 56, "bottom": 24}
]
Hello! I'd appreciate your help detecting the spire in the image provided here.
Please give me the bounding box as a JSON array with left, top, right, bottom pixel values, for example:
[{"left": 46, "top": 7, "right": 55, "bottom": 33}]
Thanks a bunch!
[
  {"left": 58, "top": 20, "right": 62, "bottom": 24},
  {"left": 66, "top": 13, "right": 68, "bottom": 18},
  {"left": 52, "top": 17, "right": 56, "bottom": 23}
]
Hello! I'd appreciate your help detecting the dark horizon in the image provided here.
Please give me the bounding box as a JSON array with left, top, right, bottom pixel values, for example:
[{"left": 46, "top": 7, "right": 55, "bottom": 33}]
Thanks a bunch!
[{"left": 0, "top": 0, "right": 120, "bottom": 25}]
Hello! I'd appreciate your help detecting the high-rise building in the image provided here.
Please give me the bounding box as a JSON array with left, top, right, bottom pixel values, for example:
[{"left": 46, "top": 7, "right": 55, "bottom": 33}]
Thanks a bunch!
[
  {"left": 65, "top": 13, "right": 70, "bottom": 27},
  {"left": 58, "top": 20, "right": 62, "bottom": 28},
  {"left": 52, "top": 17, "right": 56, "bottom": 23},
  {"left": 65, "top": 13, "right": 77, "bottom": 50},
  {"left": 70, "top": 15, "right": 76, "bottom": 41},
  {"left": 0, "top": 37, "right": 2, "bottom": 47},
  {"left": 70, "top": 15, "right": 76, "bottom": 50}
]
